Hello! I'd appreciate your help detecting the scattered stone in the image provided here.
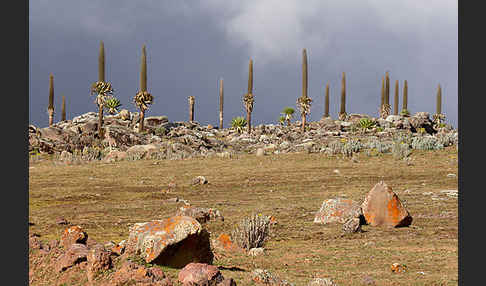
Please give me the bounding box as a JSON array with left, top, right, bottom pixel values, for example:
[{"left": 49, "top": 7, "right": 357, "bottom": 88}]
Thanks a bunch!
[
  {"left": 176, "top": 205, "right": 224, "bottom": 223},
  {"left": 248, "top": 247, "right": 265, "bottom": 256},
  {"left": 29, "top": 236, "right": 43, "bottom": 250},
  {"left": 192, "top": 176, "right": 208, "bottom": 185},
  {"left": 314, "top": 198, "right": 363, "bottom": 224},
  {"left": 342, "top": 217, "right": 362, "bottom": 234},
  {"left": 440, "top": 189, "right": 458, "bottom": 198},
  {"left": 390, "top": 263, "right": 407, "bottom": 273},
  {"left": 213, "top": 233, "right": 240, "bottom": 252},
  {"left": 56, "top": 217, "right": 70, "bottom": 225},
  {"left": 86, "top": 244, "right": 112, "bottom": 282},
  {"left": 447, "top": 173, "right": 456, "bottom": 178},
  {"left": 178, "top": 263, "right": 224, "bottom": 286},
  {"left": 361, "top": 181, "right": 413, "bottom": 227},
  {"left": 111, "top": 260, "right": 172, "bottom": 286},
  {"left": 251, "top": 269, "right": 294, "bottom": 285},
  {"left": 361, "top": 275, "right": 376, "bottom": 285},
  {"left": 308, "top": 277, "right": 337, "bottom": 286},
  {"left": 256, "top": 148, "right": 265, "bottom": 157},
  {"left": 125, "top": 216, "right": 213, "bottom": 267},
  {"left": 55, "top": 243, "right": 89, "bottom": 272},
  {"left": 60, "top": 225, "right": 88, "bottom": 249}
]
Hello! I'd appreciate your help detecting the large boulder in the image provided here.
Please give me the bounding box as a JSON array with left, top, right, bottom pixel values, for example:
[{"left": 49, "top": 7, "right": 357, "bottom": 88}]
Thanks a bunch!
[
  {"left": 178, "top": 263, "right": 224, "bottom": 286},
  {"left": 55, "top": 243, "right": 89, "bottom": 272},
  {"left": 314, "top": 198, "right": 363, "bottom": 224},
  {"left": 125, "top": 216, "right": 213, "bottom": 268},
  {"left": 86, "top": 244, "right": 112, "bottom": 282},
  {"left": 361, "top": 181, "right": 412, "bottom": 227}
]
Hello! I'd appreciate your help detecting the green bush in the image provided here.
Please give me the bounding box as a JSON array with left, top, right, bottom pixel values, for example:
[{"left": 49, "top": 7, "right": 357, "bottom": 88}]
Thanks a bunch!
[{"left": 231, "top": 116, "right": 247, "bottom": 133}]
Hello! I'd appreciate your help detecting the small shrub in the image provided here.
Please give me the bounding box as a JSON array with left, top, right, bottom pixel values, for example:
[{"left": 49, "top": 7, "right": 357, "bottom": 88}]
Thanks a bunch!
[
  {"left": 366, "top": 139, "right": 392, "bottom": 153},
  {"left": 155, "top": 126, "right": 167, "bottom": 136},
  {"left": 392, "top": 141, "right": 411, "bottom": 160},
  {"left": 400, "top": 109, "right": 410, "bottom": 116},
  {"left": 125, "top": 151, "right": 145, "bottom": 161},
  {"left": 81, "top": 146, "right": 102, "bottom": 161},
  {"left": 231, "top": 213, "right": 272, "bottom": 250},
  {"left": 411, "top": 136, "right": 444, "bottom": 150},
  {"left": 326, "top": 140, "right": 343, "bottom": 156},
  {"left": 342, "top": 139, "right": 362, "bottom": 157},
  {"left": 231, "top": 116, "right": 247, "bottom": 133},
  {"left": 437, "top": 133, "right": 457, "bottom": 147},
  {"left": 358, "top": 118, "right": 376, "bottom": 130}
]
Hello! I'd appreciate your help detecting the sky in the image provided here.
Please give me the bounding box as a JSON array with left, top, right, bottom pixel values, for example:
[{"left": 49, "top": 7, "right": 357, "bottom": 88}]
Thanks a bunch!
[{"left": 29, "top": 0, "right": 458, "bottom": 128}]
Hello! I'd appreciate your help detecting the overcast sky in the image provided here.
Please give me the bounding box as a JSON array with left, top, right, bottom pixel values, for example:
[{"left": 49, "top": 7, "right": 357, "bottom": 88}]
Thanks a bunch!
[{"left": 29, "top": 0, "right": 458, "bottom": 128}]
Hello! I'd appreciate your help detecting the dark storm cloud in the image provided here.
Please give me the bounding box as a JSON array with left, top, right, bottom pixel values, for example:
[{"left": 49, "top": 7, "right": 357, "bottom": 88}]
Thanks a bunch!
[{"left": 29, "top": 1, "right": 457, "bottom": 128}]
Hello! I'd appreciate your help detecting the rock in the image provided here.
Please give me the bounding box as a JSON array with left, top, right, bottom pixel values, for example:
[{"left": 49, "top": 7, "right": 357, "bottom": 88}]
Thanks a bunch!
[
  {"left": 248, "top": 247, "right": 265, "bottom": 256},
  {"left": 390, "top": 263, "right": 407, "bottom": 273},
  {"left": 60, "top": 225, "right": 88, "bottom": 249},
  {"left": 256, "top": 148, "right": 265, "bottom": 156},
  {"left": 59, "top": 150, "right": 72, "bottom": 161},
  {"left": 361, "top": 181, "right": 413, "bottom": 227},
  {"left": 125, "top": 216, "right": 213, "bottom": 267},
  {"left": 126, "top": 144, "right": 159, "bottom": 158},
  {"left": 308, "top": 278, "right": 337, "bottom": 286},
  {"left": 314, "top": 198, "right": 363, "bottom": 224},
  {"left": 55, "top": 243, "right": 89, "bottom": 272},
  {"left": 385, "top": 115, "right": 402, "bottom": 122},
  {"left": 178, "top": 263, "right": 224, "bottom": 286},
  {"left": 251, "top": 269, "right": 294, "bottom": 285},
  {"left": 111, "top": 260, "right": 172, "bottom": 286},
  {"left": 217, "top": 278, "right": 237, "bottom": 286},
  {"left": 213, "top": 233, "right": 239, "bottom": 252},
  {"left": 342, "top": 217, "right": 362, "bottom": 234},
  {"left": 86, "top": 244, "right": 112, "bottom": 282},
  {"left": 56, "top": 217, "right": 70, "bottom": 225},
  {"left": 111, "top": 240, "right": 126, "bottom": 256},
  {"left": 29, "top": 236, "right": 43, "bottom": 250},
  {"left": 104, "top": 150, "right": 128, "bottom": 162},
  {"left": 145, "top": 116, "right": 169, "bottom": 127},
  {"left": 176, "top": 205, "right": 224, "bottom": 224},
  {"left": 361, "top": 275, "right": 376, "bottom": 285},
  {"left": 192, "top": 176, "right": 208, "bottom": 185},
  {"left": 118, "top": 109, "right": 131, "bottom": 120}
]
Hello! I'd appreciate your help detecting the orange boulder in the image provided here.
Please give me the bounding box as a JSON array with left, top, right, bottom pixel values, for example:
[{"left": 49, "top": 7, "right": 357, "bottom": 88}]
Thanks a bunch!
[{"left": 361, "top": 181, "right": 412, "bottom": 227}]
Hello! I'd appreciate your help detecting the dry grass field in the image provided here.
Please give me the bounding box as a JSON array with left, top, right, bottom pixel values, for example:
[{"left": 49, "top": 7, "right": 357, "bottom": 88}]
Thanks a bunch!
[{"left": 29, "top": 147, "right": 458, "bottom": 285}]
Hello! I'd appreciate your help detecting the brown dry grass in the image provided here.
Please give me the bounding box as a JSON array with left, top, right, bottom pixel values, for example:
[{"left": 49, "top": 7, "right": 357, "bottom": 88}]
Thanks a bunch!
[{"left": 29, "top": 147, "right": 458, "bottom": 285}]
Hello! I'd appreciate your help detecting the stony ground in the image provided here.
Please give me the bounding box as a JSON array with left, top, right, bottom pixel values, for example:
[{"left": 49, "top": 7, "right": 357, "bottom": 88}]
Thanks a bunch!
[{"left": 29, "top": 146, "right": 458, "bottom": 285}]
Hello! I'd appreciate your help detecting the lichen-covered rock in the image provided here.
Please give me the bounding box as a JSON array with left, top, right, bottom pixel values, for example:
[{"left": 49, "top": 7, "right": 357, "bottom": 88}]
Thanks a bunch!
[
  {"left": 109, "top": 260, "right": 173, "bottom": 286},
  {"left": 361, "top": 181, "right": 412, "bottom": 227},
  {"left": 125, "top": 216, "right": 213, "bottom": 267},
  {"left": 60, "top": 225, "right": 88, "bottom": 249},
  {"left": 55, "top": 243, "right": 89, "bottom": 272},
  {"left": 314, "top": 198, "right": 363, "bottom": 224},
  {"left": 178, "top": 263, "right": 224, "bottom": 286},
  {"left": 212, "top": 233, "right": 240, "bottom": 252},
  {"left": 86, "top": 244, "right": 112, "bottom": 282}
]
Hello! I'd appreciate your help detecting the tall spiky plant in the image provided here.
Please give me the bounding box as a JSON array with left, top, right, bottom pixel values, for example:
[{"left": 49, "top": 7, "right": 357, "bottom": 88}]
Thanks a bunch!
[
  {"left": 436, "top": 84, "right": 442, "bottom": 115},
  {"left": 61, "top": 95, "right": 66, "bottom": 122},
  {"left": 385, "top": 71, "right": 390, "bottom": 106},
  {"left": 324, "top": 83, "right": 330, "bottom": 118},
  {"left": 394, "top": 80, "right": 399, "bottom": 115},
  {"left": 243, "top": 59, "right": 254, "bottom": 134},
  {"left": 401, "top": 80, "right": 409, "bottom": 116},
  {"left": 134, "top": 45, "right": 153, "bottom": 133},
  {"left": 380, "top": 72, "right": 391, "bottom": 119},
  {"left": 48, "top": 74, "right": 54, "bottom": 126},
  {"left": 90, "top": 41, "right": 114, "bottom": 137},
  {"left": 297, "top": 49, "right": 312, "bottom": 132},
  {"left": 188, "top": 96, "right": 195, "bottom": 122},
  {"left": 339, "top": 72, "right": 346, "bottom": 121},
  {"left": 432, "top": 83, "right": 445, "bottom": 126},
  {"left": 219, "top": 78, "right": 224, "bottom": 129}
]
